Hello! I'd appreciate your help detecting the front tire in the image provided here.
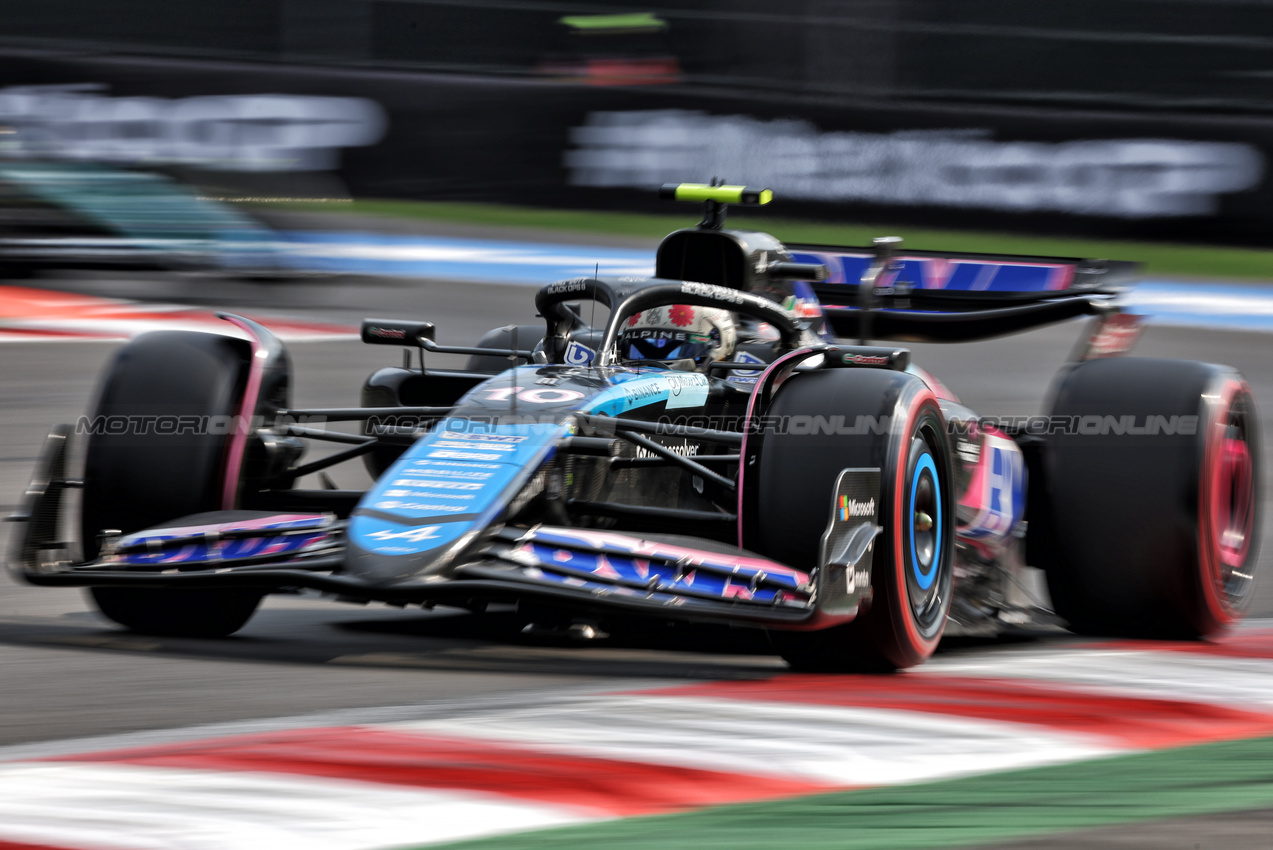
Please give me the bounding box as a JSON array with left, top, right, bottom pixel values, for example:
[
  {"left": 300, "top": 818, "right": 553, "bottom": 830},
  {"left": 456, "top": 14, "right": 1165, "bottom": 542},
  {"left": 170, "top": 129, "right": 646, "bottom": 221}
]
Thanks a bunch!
[
  {"left": 91, "top": 588, "right": 263, "bottom": 639},
  {"left": 82, "top": 331, "right": 264, "bottom": 637},
  {"left": 751, "top": 368, "right": 955, "bottom": 671}
]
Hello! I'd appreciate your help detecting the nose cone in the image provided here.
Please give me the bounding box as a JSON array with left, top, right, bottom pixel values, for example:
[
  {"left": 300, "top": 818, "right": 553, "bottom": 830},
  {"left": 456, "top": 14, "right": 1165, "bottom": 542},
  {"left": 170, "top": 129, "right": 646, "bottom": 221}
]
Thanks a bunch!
[{"left": 345, "top": 418, "right": 570, "bottom": 583}]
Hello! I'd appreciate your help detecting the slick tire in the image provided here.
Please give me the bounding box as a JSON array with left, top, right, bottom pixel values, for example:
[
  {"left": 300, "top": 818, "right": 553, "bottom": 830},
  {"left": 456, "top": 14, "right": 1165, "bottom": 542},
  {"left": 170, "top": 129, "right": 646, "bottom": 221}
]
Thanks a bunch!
[
  {"left": 465, "top": 325, "right": 544, "bottom": 374},
  {"left": 81, "top": 331, "right": 264, "bottom": 638},
  {"left": 754, "top": 368, "right": 955, "bottom": 671},
  {"left": 90, "top": 588, "right": 263, "bottom": 639},
  {"left": 1034, "top": 357, "right": 1260, "bottom": 638}
]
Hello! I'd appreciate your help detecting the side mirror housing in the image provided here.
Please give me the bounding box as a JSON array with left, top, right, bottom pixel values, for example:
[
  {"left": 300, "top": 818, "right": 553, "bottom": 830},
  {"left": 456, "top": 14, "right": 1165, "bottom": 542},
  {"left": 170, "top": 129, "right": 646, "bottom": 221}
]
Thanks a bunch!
[{"left": 361, "top": 319, "right": 436, "bottom": 346}]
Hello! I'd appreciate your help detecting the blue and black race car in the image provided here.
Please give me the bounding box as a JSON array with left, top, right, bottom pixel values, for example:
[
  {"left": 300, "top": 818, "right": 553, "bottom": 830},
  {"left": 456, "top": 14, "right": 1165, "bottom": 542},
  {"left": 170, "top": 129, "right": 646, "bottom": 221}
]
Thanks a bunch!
[{"left": 9, "top": 184, "right": 1260, "bottom": 670}]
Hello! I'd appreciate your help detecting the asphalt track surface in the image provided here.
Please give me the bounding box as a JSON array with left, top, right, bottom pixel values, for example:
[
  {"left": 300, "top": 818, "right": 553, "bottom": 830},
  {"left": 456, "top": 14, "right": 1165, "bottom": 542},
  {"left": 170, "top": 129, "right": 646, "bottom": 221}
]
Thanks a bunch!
[{"left": 4, "top": 236, "right": 1273, "bottom": 844}]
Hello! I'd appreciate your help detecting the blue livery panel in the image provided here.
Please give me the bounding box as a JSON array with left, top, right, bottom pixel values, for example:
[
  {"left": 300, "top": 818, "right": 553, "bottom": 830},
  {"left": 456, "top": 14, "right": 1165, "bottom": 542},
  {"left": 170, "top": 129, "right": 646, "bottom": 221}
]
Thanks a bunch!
[
  {"left": 347, "top": 421, "right": 568, "bottom": 572},
  {"left": 791, "top": 250, "right": 1076, "bottom": 296}
]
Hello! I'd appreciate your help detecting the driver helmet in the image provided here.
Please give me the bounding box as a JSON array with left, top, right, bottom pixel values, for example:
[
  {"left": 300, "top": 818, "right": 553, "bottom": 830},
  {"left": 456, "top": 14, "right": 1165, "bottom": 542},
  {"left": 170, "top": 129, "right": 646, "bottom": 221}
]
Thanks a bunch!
[{"left": 618, "top": 304, "right": 737, "bottom": 367}]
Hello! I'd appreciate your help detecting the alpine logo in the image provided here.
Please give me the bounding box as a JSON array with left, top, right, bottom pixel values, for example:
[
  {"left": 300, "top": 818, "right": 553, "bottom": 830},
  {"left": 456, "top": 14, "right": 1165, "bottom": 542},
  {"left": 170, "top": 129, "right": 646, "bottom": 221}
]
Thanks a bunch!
[{"left": 367, "top": 525, "right": 443, "bottom": 542}]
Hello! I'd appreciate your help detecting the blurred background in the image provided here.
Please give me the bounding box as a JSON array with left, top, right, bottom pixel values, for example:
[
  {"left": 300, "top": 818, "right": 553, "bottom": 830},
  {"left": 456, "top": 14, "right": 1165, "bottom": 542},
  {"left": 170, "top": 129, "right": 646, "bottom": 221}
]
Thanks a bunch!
[{"left": 1, "top": 0, "right": 1272, "bottom": 250}]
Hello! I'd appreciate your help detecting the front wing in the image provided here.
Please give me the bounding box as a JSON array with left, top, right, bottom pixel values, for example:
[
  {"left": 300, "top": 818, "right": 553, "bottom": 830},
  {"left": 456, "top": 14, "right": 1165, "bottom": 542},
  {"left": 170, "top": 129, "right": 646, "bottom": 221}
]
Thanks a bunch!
[{"left": 8, "top": 429, "right": 834, "bottom": 630}]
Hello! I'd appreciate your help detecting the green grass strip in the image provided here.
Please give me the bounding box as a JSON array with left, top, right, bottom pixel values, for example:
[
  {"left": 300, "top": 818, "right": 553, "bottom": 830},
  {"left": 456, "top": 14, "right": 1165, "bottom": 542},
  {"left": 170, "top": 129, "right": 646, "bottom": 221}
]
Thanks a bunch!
[
  {"left": 271, "top": 199, "right": 1273, "bottom": 281},
  {"left": 424, "top": 735, "right": 1273, "bottom": 850}
]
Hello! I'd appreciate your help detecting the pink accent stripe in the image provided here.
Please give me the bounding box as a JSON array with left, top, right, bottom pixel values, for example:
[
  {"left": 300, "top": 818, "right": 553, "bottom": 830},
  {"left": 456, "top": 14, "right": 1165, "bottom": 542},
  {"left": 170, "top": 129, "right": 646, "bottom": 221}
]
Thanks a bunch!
[
  {"left": 47, "top": 726, "right": 832, "bottom": 817},
  {"left": 1047, "top": 264, "right": 1075, "bottom": 290},
  {"left": 907, "top": 362, "right": 959, "bottom": 402},
  {"left": 218, "top": 316, "right": 266, "bottom": 510},
  {"left": 0, "top": 843, "right": 91, "bottom": 850},
  {"left": 643, "top": 674, "right": 1273, "bottom": 750}
]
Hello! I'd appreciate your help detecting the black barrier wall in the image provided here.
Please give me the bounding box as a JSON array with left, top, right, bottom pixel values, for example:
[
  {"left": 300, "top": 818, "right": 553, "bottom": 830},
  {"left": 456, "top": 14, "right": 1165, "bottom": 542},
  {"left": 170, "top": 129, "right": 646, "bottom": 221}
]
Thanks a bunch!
[
  {"left": 3, "top": 50, "right": 1273, "bottom": 243},
  {"left": 6, "top": 0, "right": 1273, "bottom": 115}
]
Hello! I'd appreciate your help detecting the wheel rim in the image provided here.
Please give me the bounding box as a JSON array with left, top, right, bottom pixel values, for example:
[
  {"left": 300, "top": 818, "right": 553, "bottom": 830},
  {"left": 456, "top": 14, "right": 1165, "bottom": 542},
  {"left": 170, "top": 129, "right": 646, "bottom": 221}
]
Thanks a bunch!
[{"left": 906, "top": 436, "right": 945, "bottom": 631}]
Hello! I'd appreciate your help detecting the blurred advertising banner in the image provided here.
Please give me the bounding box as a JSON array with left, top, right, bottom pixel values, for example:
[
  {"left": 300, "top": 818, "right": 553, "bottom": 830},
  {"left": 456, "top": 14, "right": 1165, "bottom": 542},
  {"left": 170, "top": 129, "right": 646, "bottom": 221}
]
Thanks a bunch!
[
  {"left": 566, "top": 112, "right": 1264, "bottom": 220},
  {"left": 3, "top": 50, "right": 1273, "bottom": 242},
  {"left": 0, "top": 84, "right": 386, "bottom": 171}
]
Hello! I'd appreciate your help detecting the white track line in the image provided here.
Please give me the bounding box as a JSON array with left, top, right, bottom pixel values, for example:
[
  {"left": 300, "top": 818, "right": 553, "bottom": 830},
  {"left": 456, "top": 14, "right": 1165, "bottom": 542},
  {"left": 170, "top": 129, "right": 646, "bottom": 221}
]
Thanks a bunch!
[
  {"left": 924, "top": 646, "right": 1273, "bottom": 711},
  {"left": 389, "top": 693, "right": 1117, "bottom": 787},
  {"left": 0, "top": 762, "right": 598, "bottom": 850}
]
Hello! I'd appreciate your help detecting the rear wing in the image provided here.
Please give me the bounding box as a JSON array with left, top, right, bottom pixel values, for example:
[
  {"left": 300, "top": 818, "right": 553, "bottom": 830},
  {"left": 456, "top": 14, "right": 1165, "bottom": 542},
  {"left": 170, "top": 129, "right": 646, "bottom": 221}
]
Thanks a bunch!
[
  {"left": 788, "top": 242, "right": 1141, "bottom": 344},
  {"left": 653, "top": 183, "right": 1141, "bottom": 344}
]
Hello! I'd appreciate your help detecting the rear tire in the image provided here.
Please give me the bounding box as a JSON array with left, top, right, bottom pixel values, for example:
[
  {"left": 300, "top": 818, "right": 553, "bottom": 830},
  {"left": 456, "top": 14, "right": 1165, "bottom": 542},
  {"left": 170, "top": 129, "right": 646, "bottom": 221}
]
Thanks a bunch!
[
  {"left": 1034, "top": 357, "right": 1260, "bottom": 638},
  {"left": 82, "top": 331, "right": 264, "bottom": 637},
  {"left": 752, "top": 368, "right": 955, "bottom": 671}
]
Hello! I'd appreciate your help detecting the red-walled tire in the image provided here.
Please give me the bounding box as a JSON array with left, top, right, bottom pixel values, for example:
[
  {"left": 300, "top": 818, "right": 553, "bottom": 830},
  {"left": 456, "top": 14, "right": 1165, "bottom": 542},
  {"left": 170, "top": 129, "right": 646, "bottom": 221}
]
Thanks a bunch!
[
  {"left": 1034, "top": 357, "right": 1260, "bottom": 638},
  {"left": 752, "top": 367, "right": 955, "bottom": 671}
]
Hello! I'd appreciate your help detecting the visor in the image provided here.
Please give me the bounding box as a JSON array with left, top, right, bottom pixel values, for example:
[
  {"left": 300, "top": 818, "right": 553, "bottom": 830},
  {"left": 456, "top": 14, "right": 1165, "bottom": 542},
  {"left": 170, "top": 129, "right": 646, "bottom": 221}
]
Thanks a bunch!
[{"left": 620, "top": 328, "right": 718, "bottom": 364}]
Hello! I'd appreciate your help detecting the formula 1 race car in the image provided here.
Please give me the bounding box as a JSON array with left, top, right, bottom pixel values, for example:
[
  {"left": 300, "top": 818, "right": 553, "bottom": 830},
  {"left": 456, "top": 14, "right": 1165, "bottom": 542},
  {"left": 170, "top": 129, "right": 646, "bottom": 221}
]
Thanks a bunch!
[{"left": 9, "top": 184, "right": 1261, "bottom": 671}]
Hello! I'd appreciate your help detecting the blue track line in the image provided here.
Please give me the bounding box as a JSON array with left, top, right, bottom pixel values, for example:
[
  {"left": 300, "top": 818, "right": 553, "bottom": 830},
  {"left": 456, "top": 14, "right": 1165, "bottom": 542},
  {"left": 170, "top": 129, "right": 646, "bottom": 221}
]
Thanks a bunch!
[{"left": 279, "top": 231, "right": 653, "bottom": 284}]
